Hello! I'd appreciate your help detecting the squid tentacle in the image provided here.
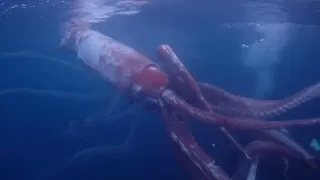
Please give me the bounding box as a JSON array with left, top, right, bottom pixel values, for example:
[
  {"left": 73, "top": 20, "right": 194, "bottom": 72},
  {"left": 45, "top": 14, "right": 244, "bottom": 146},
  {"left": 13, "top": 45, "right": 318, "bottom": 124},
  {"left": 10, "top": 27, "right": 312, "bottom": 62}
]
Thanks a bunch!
[
  {"left": 154, "top": 43, "right": 319, "bottom": 118},
  {"left": 155, "top": 45, "right": 320, "bottom": 129},
  {"left": 0, "top": 88, "right": 108, "bottom": 101},
  {"left": 198, "top": 81, "right": 320, "bottom": 118},
  {"left": 161, "top": 100, "right": 303, "bottom": 180},
  {"left": 157, "top": 44, "right": 211, "bottom": 111},
  {"left": 157, "top": 44, "right": 249, "bottom": 159},
  {"left": 0, "top": 51, "right": 83, "bottom": 72},
  {"left": 243, "top": 140, "right": 300, "bottom": 157},
  {"left": 159, "top": 100, "right": 231, "bottom": 180},
  {"left": 232, "top": 140, "right": 300, "bottom": 180},
  {"left": 160, "top": 89, "right": 320, "bottom": 130},
  {"left": 261, "top": 129, "right": 320, "bottom": 169}
]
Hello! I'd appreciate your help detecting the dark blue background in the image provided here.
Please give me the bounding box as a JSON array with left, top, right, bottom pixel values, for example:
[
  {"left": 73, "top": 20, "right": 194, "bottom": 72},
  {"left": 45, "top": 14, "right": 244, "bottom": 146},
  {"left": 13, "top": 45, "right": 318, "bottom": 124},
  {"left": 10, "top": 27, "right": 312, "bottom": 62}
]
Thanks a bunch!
[{"left": 0, "top": 0, "right": 319, "bottom": 180}]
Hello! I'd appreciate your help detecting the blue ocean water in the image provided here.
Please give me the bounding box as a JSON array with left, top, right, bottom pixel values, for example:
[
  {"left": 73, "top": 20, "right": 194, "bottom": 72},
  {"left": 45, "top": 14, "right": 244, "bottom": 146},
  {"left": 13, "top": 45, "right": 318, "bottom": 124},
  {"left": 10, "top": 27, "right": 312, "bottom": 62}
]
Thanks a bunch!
[{"left": 0, "top": 0, "right": 319, "bottom": 180}]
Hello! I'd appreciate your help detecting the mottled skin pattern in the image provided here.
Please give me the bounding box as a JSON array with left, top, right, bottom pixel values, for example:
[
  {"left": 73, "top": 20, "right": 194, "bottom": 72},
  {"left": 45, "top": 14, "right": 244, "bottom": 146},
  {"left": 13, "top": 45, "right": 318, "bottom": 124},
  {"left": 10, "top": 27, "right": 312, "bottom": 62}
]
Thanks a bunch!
[
  {"left": 60, "top": 18, "right": 166, "bottom": 93},
  {"left": 61, "top": 18, "right": 319, "bottom": 180}
]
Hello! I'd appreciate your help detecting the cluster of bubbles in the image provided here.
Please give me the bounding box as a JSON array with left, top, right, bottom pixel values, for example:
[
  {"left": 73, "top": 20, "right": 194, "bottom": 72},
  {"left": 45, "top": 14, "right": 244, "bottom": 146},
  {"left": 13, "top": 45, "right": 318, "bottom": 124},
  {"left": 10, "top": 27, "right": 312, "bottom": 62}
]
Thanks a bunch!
[
  {"left": 0, "top": 0, "right": 70, "bottom": 17},
  {"left": 0, "top": 0, "right": 149, "bottom": 22},
  {"left": 70, "top": 0, "right": 150, "bottom": 23},
  {"left": 224, "top": 0, "right": 289, "bottom": 99},
  {"left": 242, "top": 22, "right": 290, "bottom": 98}
]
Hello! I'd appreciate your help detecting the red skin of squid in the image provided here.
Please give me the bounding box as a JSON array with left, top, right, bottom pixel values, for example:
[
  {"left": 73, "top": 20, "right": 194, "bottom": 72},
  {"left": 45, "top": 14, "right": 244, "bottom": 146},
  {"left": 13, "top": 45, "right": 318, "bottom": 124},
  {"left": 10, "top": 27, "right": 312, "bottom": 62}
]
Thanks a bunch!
[{"left": 60, "top": 17, "right": 168, "bottom": 97}]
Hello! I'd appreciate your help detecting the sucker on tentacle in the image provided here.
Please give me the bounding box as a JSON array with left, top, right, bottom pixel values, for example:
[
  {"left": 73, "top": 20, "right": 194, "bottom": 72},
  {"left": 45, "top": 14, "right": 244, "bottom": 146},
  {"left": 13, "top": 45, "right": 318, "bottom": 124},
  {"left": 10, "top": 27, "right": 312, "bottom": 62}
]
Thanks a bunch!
[{"left": 198, "top": 82, "right": 320, "bottom": 118}]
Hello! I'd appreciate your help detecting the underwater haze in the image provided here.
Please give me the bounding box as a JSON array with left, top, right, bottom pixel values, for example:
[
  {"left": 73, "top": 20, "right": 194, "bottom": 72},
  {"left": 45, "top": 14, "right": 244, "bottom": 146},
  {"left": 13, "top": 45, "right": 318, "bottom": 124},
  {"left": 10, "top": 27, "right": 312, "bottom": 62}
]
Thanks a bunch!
[{"left": 0, "top": 0, "right": 320, "bottom": 180}]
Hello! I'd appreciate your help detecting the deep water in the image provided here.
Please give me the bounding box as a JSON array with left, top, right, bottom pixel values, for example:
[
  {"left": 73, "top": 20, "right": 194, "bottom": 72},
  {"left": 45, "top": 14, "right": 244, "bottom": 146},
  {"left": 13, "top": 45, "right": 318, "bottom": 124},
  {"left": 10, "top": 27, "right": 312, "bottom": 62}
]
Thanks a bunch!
[{"left": 0, "top": 1, "right": 319, "bottom": 180}]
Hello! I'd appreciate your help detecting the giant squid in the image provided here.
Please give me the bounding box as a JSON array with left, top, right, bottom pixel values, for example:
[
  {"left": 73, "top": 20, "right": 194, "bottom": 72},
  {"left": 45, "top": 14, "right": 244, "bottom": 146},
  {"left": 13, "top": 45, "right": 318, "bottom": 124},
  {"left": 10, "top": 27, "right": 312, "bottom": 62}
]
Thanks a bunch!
[{"left": 56, "top": 17, "right": 320, "bottom": 179}]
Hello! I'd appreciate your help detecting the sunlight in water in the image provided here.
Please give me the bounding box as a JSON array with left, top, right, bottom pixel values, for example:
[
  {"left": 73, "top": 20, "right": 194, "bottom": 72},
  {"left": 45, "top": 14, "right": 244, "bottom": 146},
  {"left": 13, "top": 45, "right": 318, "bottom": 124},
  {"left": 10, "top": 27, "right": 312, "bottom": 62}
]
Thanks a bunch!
[
  {"left": 241, "top": 0, "right": 290, "bottom": 98},
  {"left": 243, "top": 22, "right": 290, "bottom": 98},
  {"left": 0, "top": 0, "right": 149, "bottom": 21},
  {"left": 71, "top": 0, "right": 150, "bottom": 23},
  {"left": 0, "top": 0, "right": 69, "bottom": 17}
]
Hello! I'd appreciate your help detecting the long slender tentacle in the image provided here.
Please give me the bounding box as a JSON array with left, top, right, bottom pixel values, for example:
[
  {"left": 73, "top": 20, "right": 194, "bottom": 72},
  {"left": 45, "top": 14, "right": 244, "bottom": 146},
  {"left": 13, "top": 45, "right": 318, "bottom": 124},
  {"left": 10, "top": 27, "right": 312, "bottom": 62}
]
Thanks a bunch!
[
  {"left": 157, "top": 44, "right": 211, "bottom": 110},
  {"left": 198, "top": 81, "right": 320, "bottom": 118},
  {"left": 161, "top": 89, "right": 320, "bottom": 130},
  {"left": 153, "top": 43, "right": 318, "bottom": 119},
  {"left": 159, "top": 100, "right": 231, "bottom": 180},
  {"left": 156, "top": 44, "right": 320, "bottom": 129},
  {"left": 157, "top": 44, "right": 249, "bottom": 159},
  {"left": 0, "top": 88, "right": 108, "bottom": 101},
  {"left": 283, "top": 157, "right": 289, "bottom": 180},
  {"left": 0, "top": 51, "right": 82, "bottom": 72},
  {"left": 156, "top": 44, "right": 320, "bottom": 171},
  {"left": 37, "top": 119, "right": 138, "bottom": 180},
  {"left": 161, "top": 98, "right": 304, "bottom": 180},
  {"left": 0, "top": 51, "right": 110, "bottom": 101},
  {"left": 233, "top": 156, "right": 260, "bottom": 180},
  {"left": 243, "top": 140, "right": 300, "bottom": 158},
  {"left": 64, "top": 107, "right": 136, "bottom": 136},
  {"left": 68, "top": 120, "right": 137, "bottom": 162},
  {"left": 232, "top": 140, "right": 300, "bottom": 180},
  {"left": 261, "top": 129, "right": 320, "bottom": 169},
  {"left": 199, "top": 82, "right": 320, "bottom": 168}
]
